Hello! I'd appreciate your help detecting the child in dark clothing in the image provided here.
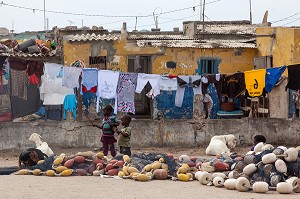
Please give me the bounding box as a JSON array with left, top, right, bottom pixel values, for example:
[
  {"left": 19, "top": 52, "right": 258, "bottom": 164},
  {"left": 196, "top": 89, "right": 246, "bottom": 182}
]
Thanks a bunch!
[
  {"left": 93, "top": 105, "right": 119, "bottom": 157},
  {"left": 117, "top": 114, "right": 132, "bottom": 156},
  {"left": 251, "top": 135, "right": 266, "bottom": 151}
]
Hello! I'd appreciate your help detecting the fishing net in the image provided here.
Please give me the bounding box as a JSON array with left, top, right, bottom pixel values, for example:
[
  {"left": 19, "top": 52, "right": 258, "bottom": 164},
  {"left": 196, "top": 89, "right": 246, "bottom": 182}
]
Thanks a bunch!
[{"left": 131, "top": 153, "right": 178, "bottom": 176}]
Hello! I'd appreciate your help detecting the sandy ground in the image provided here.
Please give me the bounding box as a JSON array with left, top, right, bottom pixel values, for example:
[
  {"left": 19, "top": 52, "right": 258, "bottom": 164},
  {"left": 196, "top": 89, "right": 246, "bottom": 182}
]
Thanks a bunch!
[{"left": 0, "top": 147, "right": 299, "bottom": 199}]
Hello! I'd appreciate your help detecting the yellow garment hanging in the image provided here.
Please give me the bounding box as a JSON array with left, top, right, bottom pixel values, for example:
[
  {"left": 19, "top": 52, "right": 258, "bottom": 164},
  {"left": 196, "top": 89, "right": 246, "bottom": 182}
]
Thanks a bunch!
[{"left": 244, "top": 69, "right": 266, "bottom": 97}]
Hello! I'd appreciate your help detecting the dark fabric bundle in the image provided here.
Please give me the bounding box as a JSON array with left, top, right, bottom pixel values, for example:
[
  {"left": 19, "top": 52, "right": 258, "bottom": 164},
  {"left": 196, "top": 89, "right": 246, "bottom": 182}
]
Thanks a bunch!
[
  {"left": 286, "top": 64, "right": 300, "bottom": 90},
  {"left": 131, "top": 153, "right": 178, "bottom": 176}
]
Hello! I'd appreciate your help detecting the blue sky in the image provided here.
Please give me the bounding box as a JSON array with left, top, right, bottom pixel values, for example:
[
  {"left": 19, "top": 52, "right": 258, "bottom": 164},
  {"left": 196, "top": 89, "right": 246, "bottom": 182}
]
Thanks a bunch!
[{"left": 0, "top": 0, "right": 299, "bottom": 32}]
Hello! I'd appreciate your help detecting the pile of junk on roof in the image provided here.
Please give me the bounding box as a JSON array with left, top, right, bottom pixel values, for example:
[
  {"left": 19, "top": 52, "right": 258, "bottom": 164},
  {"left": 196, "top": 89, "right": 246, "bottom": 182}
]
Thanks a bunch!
[
  {"left": 15, "top": 143, "right": 300, "bottom": 195},
  {"left": 0, "top": 38, "right": 56, "bottom": 55}
]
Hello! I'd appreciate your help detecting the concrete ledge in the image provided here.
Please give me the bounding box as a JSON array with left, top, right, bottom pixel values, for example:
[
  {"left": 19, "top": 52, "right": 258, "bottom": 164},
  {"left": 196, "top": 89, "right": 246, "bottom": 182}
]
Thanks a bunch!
[{"left": 0, "top": 118, "right": 299, "bottom": 150}]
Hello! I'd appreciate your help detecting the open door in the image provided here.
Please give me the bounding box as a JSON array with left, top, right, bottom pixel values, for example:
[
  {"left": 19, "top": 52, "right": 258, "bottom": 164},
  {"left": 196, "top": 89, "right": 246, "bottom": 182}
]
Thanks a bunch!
[{"left": 128, "top": 56, "right": 151, "bottom": 117}]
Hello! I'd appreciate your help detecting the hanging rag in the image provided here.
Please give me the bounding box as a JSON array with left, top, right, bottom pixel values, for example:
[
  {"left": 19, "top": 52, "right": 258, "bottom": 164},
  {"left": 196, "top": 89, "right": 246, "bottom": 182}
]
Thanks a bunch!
[
  {"left": 82, "top": 85, "right": 97, "bottom": 93},
  {"left": 159, "top": 76, "right": 178, "bottom": 91},
  {"left": 286, "top": 64, "right": 300, "bottom": 91},
  {"left": 5, "top": 58, "right": 9, "bottom": 80},
  {"left": 96, "top": 70, "right": 119, "bottom": 113},
  {"left": 44, "top": 63, "right": 62, "bottom": 79},
  {"left": 222, "top": 72, "right": 246, "bottom": 98},
  {"left": 0, "top": 56, "right": 7, "bottom": 71},
  {"left": 201, "top": 74, "right": 224, "bottom": 102},
  {"left": 175, "top": 75, "right": 202, "bottom": 107},
  {"left": 63, "top": 94, "right": 77, "bottom": 119},
  {"left": 27, "top": 61, "right": 44, "bottom": 78},
  {"left": 203, "top": 94, "right": 213, "bottom": 119},
  {"left": 40, "top": 75, "right": 74, "bottom": 105},
  {"left": 244, "top": 69, "right": 266, "bottom": 97},
  {"left": 62, "top": 66, "right": 82, "bottom": 89},
  {"left": 136, "top": 73, "right": 160, "bottom": 96},
  {"left": 82, "top": 91, "right": 97, "bottom": 112},
  {"left": 29, "top": 73, "right": 39, "bottom": 85},
  {"left": 82, "top": 68, "right": 98, "bottom": 90},
  {"left": 27, "top": 61, "right": 44, "bottom": 85},
  {"left": 265, "top": 66, "right": 286, "bottom": 93},
  {"left": 117, "top": 73, "right": 137, "bottom": 114},
  {"left": 10, "top": 68, "right": 28, "bottom": 100}
]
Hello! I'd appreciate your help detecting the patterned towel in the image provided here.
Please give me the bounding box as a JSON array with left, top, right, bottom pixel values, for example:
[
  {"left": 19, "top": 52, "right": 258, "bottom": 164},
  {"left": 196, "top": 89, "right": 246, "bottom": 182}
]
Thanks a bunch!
[{"left": 117, "top": 73, "right": 137, "bottom": 114}]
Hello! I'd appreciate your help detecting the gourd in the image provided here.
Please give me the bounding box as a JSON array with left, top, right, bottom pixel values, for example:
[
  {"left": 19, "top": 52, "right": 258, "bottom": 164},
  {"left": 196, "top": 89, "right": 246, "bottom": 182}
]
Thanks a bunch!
[
  {"left": 243, "top": 163, "right": 257, "bottom": 176},
  {"left": 178, "top": 174, "right": 190, "bottom": 182},
  {"left": 135, "top": 174, "right": 150, "bottom": 182},
  {"left": 253, "top": 182, "right": 269, "bottom": 193},
  {"left": 275, "top": 159, "right": 287, "bottom": 173},
  {"left": 262, "top": 153, "right": 277, "bottom": 164},
  {"left": 53, "top": 157, "right": 64, "bottom": 166},
  {"left": 74, "top": 156, "right": 85, "bottom": 163},
  {"left": 213, "top": 176, "right": 224, "bottom": 187},
  {"left": 45, "top": 170, "right": 55, "bottom": 176},
  {"left": 276, "top": 182, "right": 293, "bottom": 194},
  {"left": 235, "top": 177, "right": 250, "bottom": 192},
  {"left": 212, "top": 172, "right": 226, "bottom": 180},
  {"left": 254, "top": 142, "right": 264, "bottom": 153},
  {"left": 198, "top": 171, "right": 212, "bottom": 185},
  {"left": 61, "top": 169, "right": 73, "bottom": 176},
  {"left": 153, "top": 169, "right": 168, "bottom": 180},
  {"left": 32, "top": 169, "right": 42, "bottom": 176},
  {"left": 64, "top": 159, "right": 75, "bottom": 168},
  {"left": 224, "top": 179, "right": 237, "bottom": 190}
]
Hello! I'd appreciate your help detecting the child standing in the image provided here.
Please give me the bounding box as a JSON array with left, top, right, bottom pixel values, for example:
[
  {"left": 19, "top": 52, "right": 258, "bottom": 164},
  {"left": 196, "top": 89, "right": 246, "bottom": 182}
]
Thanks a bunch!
[
  {"left": 93, "top": 105, "right": 119, "bottom": 157},
  {"left": 117, "top": 114, "right": 132, "bottom": 156}
]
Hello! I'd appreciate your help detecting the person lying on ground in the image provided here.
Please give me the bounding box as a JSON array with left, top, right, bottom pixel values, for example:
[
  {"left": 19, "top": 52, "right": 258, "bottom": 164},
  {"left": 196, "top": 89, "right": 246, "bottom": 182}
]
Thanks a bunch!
[{"left": 18, "top": 148, "right": 48, "bottom": 170}]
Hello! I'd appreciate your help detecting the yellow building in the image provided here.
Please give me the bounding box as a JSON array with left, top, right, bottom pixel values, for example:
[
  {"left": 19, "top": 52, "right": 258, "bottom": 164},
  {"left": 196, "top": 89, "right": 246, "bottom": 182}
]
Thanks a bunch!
[
  {"left": 61, "top": 21, "right": 259, "bottom": 118},
  {"left": 256, "top": 26, "right": 300, "bottom": 118}
]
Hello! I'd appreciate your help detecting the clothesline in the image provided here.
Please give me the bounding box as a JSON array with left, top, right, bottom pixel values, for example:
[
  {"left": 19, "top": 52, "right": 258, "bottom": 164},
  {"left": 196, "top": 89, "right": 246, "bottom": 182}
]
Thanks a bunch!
[{"left": 3, "top": 56, "right": 298, "bottom": 119}]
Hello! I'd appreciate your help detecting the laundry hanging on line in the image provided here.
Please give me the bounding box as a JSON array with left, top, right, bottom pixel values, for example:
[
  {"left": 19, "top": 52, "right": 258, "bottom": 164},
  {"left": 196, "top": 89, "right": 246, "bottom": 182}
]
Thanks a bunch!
[{"left": 244, "top": 69, "right": 266, "bottom": 97}]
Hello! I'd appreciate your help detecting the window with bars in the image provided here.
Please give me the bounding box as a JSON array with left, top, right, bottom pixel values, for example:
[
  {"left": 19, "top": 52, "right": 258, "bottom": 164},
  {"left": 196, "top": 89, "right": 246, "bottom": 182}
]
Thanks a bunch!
[
  {"left": 89, "top": 56, "right": 107, "bottom": 69},
  {"left": 197, "top": 57, "right": 221, "bottom": 75}
]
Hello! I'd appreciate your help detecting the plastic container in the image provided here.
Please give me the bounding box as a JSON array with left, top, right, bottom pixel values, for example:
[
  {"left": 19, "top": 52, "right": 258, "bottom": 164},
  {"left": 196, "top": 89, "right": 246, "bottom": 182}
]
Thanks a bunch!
[{"left": 221, "top": 102, "right": 235, "bottom": 111}]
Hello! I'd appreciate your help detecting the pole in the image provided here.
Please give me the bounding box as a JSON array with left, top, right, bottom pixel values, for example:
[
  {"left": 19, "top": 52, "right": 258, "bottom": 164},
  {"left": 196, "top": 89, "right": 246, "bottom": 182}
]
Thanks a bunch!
[
  {"left": 82, "top": 19, "right": 84, "bottom": 28},
  {"left": 249, "top": 0, "right": 252, "bottom": 24},
  {"left": 202, "top": 0, "right": 206, "bottom": 40},
  {"left": 44, "top": 0, "right": 46, "bottom": 31},
  {"left": 199, "top": 0, "right": 202, "bottom": 21},
  {"left": 46, "top": 18, "right": 49, "bottom": 30}
]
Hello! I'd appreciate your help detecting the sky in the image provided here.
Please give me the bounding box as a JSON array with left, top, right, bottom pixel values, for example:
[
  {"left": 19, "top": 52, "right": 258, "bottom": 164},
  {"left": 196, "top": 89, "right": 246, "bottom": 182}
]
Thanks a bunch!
[{"left": 0, "top": 0, "right": 300, "bottom": 33}]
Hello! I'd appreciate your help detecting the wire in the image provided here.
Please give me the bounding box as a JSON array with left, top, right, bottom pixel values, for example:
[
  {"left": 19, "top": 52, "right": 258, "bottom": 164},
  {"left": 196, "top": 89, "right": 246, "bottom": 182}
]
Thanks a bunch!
[
  {"left": 0, "top": 0, "right": 223, "bottom": 18},
  {"left": 127, "top": 14, "right": 199, "bottom": 29},
  {"left": 282, "top": 18, "right": 300, "bottom": 26},
  {"left": 271, "top": 11, "right": 300, "bottom": 24}
]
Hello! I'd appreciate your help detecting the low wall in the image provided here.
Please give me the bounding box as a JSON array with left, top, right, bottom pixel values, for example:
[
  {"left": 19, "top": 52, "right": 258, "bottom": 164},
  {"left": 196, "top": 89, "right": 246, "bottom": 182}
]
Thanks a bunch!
[{"left": 0, "top": 118, "right": 299, "bottom": 150}]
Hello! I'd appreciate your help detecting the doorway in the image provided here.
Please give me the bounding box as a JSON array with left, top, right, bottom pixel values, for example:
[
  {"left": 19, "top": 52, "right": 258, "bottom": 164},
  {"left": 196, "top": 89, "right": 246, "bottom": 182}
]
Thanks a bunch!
[{"left": 128, "top": 56, "right": 151, "bottom": 117}]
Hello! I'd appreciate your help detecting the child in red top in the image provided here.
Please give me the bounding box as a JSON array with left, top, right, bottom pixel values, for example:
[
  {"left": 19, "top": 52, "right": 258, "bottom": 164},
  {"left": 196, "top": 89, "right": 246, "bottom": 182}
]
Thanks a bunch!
[{"left": 93, "top": 105, "right": 119, "bottom": 157}]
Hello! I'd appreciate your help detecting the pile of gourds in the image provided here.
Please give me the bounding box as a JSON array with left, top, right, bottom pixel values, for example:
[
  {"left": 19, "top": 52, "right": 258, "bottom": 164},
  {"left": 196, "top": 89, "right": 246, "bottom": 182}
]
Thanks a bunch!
[{"left": 196, "top": 144, "right": 300, "bottom": 194}]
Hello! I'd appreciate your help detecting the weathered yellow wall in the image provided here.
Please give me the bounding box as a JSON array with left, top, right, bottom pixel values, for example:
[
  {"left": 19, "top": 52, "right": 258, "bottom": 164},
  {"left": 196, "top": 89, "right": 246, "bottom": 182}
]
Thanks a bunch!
[
  {"left": 256, "top": 27, "right": 300, "bottom": 67},
  {"left": 63, "top": 41, "right": 90, "bottom": 66},
  {"left": 152, "top": 48, "right": 255, "bottom": 75},
  {"left": 63, "top": 39, "right": 255, "bottom": 75}
]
